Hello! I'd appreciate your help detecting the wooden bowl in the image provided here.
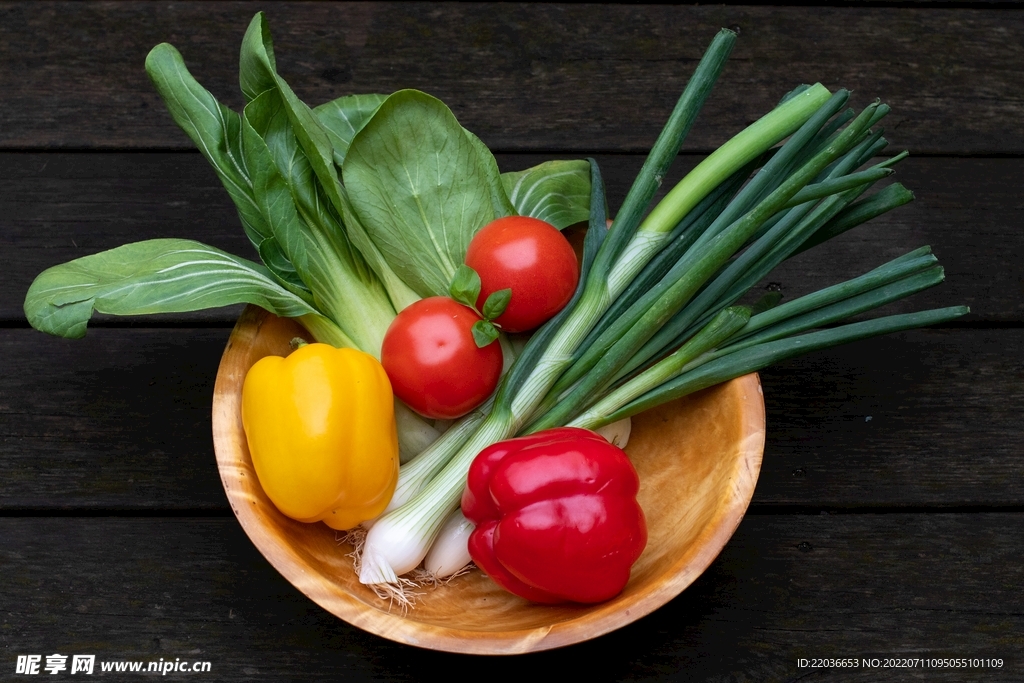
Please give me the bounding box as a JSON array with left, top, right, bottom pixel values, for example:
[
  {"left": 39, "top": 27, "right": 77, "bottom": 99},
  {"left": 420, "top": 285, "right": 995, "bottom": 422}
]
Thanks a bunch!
[{"left": 212, "top": 305, "right": 765, "bottom": 654}]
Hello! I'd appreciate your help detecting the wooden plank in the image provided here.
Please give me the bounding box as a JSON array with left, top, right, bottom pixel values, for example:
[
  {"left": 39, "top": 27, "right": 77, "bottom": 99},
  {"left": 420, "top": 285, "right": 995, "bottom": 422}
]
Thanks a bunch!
[
  {"left": 1, "top": 152, "right": 252, "bottom": 326},
  {"left": 1, "top": 3, "right": 1021, "bottom": 153},
  {"left": 0, "top": 328, "right": 231, "bottom": 510},
  {"left": 760, "top": 328, "right": 1024, "bottom": 508},
  {"left": 3, "top": 153, "right": 1019, "bottom": 323},
  {"left": 1, "top": 514, "right": 1020, "bottom": 678},
  {"left": 1, "top": 327, "right": 1021, "bottom": 509}
]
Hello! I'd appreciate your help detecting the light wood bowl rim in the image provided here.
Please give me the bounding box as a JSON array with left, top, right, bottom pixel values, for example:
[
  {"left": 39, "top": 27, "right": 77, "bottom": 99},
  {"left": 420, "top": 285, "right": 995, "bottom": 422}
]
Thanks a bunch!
[{"left": 212, "top": 305, "right": 765, "bottom": 654}]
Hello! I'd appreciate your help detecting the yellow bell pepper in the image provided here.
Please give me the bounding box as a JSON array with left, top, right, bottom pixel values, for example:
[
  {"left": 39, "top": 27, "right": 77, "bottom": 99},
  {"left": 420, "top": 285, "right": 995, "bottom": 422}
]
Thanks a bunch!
[{"left": 240, "top": 343, "right": 399, "bottom": 530}]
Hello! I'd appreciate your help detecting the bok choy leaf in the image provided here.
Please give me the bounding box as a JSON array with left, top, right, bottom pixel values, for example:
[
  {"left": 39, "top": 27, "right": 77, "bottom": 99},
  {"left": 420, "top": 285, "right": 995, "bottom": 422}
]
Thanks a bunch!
[
  {"left": 241, "top": 89, "right": 396, "bottom": 354},
  {"left": 239, "top": 13, "right": 421, "bottom": 314},
  {"left": 500, "top": 159, "right": 591, "bottom": 229},
  {"left": 22, "top": 239, "right": 346, "bottom": 342},
  {"left": 342, "top": 89, "right": 507, "bottom": 299},
  {"left": 144, "top": 43, "right": 305, "bottom": 293},
  {"left": 314, "top": 94, "right": 388, "bottom": 167}
]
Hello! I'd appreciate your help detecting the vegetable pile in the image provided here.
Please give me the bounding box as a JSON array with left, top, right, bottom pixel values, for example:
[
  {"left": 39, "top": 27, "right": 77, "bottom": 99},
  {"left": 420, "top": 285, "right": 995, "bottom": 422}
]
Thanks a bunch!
[{"left": 23, "top": 13, "right": 968, "bottom": 604}]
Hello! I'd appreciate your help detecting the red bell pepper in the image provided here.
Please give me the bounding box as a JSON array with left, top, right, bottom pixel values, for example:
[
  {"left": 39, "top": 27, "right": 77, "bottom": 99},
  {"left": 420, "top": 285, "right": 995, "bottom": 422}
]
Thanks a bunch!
[{"left": 461, "top": 426, "right": 647, "bottom": 604}]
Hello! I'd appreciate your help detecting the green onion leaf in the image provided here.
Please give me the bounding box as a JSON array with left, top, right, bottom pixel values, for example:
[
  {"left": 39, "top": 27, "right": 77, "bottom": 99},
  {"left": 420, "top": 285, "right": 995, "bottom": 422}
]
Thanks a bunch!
[{"left": 604, "top": 307, "right": 970, "bottom": 424}]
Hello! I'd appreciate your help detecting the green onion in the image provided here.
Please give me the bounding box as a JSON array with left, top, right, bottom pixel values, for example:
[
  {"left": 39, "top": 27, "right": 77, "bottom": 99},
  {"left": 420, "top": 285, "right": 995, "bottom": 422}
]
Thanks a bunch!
[
  {"left": 540, "top": 90, "right": 856, "bottom": 409},
  {"left": 361, "top": 71, "right": 964, "bottom": 588},
  {"left": 597, "top": 306, "right": 968, "bottom": 427},
  {"left": 359, "top": 29, "right": 756, "bottom": 582},
  {"left": 556, "top": 306, "right": 751, "bottom": 434},
  {"left": 526, "top": 101, "right": 882, "bottom": 433},
  {"left": 565, "top": 251, "right": 951, "bottom": 431}
]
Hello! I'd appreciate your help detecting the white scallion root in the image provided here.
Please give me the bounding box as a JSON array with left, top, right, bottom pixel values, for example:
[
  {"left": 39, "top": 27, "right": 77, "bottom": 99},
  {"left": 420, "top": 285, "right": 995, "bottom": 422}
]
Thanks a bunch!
[
  {"left": 340, "top": 509, "right": 478, "bottom": 611},
  {"left": 411, "top": 562, "right": 474, "bottom": 588},
  {"left": 595, "top": 417, "right": 632, "bottom": 449},
  {"left": 338, "top": 527, "right": 368, "bottom": 572},
  {"left": 338, "top": 527, "right": 422, "bottom": 613},
  {"left": 422, "top": 508, "right": 474, "bottom": 579},
  {"left": 367, "top": 576, "right": 423, "bottom": 614}
]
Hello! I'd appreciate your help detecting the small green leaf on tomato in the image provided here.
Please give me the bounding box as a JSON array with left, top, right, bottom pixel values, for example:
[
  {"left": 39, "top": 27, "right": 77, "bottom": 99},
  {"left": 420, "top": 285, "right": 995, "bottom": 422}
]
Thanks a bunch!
[
  {"left": 472, "top": 319, "right": 499, "bottom": 348},
  {"left": 482, "top": 288, "right": 512, "bottom": 321},
  {"left": 449, "top": 264, "right": 482, "bottom": 310}
]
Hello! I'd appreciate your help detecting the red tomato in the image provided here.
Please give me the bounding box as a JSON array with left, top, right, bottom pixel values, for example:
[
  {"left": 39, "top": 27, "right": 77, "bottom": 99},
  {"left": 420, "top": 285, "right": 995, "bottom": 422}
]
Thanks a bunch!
[
  {"left": 465, "top": 216, "right": 579, "bottom": 333},
  {"left": 381, "top": 297, "right": 503, "bottom": 419}
]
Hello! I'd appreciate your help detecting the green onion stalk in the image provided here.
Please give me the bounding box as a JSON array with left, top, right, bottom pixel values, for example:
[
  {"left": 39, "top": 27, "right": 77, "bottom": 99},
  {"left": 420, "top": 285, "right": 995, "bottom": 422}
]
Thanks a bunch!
[
  {"left": 567, "top": 253, "right": 959, "bottom": 431},
  {"left": 360, "top": 32, "right": 904, "bottom": 585},
  {"left": 359, "top": 34, "right": 968, "bottom": 585},
  {"left": 525, "top": 90, "right": 870, "bottom": 428}
]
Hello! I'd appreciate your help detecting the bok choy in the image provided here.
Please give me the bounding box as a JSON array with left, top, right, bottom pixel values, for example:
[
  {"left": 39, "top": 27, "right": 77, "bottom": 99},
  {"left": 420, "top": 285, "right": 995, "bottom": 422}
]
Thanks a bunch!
[{"left": 22, "top": 12, "right": 591, "bottom": 461}]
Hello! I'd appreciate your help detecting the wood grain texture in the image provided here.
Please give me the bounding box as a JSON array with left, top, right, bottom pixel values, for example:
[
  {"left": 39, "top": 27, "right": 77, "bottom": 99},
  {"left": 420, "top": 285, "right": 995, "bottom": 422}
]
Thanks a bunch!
[
  {"left": 3, "top": 153, "right": 1017, "bottom": 323},
  {"left": 2, "top": 327, "right": 1021, "bottom": 510},
  {"left": 2, "top": 0, "right": 1019, "bottom": 672},
  {"left": 1, "top": 3, "right": 1021, "bottom": 153},
  {"left": 759, "top": 327, "right": 1024, "bottom": 508},
  {"left": 210, "top": 307, "right": 765, "bottom": 653},
  {"left": 2, "top": 514, "right": 1020, "bottom": 678},
  {"left": 0, "top": 328, "right": 231, "bottom": 510}
]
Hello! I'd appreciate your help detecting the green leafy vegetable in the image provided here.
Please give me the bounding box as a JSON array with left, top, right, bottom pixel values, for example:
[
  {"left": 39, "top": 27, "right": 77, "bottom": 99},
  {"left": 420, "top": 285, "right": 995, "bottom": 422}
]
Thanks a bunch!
[
  {"left": 343, "top": 89, "right": 504, "bottom": 298},
  {"left": 501, "top": 159, "right": 591, "bottom": 229},
  {"left": 144, "top": 43, "right": 304, "bottom": 291},
  {"left": 314, "top": 94, "right": 388, "bottom": 167},
  {"left": 464, "top": 128, "right": 516, "bottom": 221},
  {"left": 23, "top": 239, "right": 327, "bottom": 339},
  {"left": 241, "top": 88, "right": 396, "bottom": 353}
]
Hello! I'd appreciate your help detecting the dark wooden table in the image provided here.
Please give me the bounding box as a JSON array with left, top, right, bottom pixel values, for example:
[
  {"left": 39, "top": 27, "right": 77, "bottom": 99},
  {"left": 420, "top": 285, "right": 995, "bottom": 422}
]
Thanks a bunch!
[{"left": 3, "top": 2, "right": 1022, "bottom": 680}]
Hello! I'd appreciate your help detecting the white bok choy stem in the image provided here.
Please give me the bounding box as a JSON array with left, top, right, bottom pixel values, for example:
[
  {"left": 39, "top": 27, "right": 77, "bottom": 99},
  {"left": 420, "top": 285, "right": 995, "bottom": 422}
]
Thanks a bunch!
[
  {"left": 379, "top": 397, "right": 493, "bottom": 516},
  {"left": 358, "top": 32, "right": 835, "bottom": 586},
  {"left": 393, "top": 401, "right": 443, "bottom": 464}
]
